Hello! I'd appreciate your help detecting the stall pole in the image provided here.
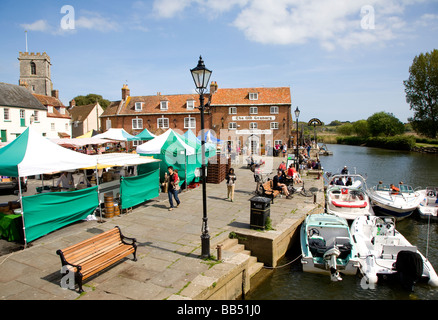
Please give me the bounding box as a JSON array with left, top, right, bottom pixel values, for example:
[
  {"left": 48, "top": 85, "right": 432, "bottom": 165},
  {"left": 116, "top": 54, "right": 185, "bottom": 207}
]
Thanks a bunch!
[
  {"left": 17, "top": 170, "right": 27, "bottom": 248},
  {"left": 95, "top": 165, "right": 103, "bottom": 223}
]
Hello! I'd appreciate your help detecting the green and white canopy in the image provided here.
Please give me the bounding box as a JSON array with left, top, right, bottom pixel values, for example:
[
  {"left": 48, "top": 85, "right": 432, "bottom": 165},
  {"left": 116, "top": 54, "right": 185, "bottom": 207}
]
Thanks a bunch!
[
  {"left": 0, "top": 127, "right": 97, "bottom": 177},
  {"left": 134, "top": 128, "right": 156, "bottom": 141},
  {"left": 93, "top": 128, "right": 140, "bottom": 141}
]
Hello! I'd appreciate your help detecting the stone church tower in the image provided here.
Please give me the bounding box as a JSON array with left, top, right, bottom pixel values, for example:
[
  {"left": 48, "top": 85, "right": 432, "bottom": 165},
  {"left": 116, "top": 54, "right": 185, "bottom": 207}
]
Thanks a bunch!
[{"left": 18, "top": 52, "right": 53, "bottom": 96}]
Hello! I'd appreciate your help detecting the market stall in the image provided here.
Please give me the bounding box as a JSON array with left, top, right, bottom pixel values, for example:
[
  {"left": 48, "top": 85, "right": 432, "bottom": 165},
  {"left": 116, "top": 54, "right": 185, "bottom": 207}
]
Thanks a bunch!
[{"left": 0, "top": 127, "right": 98, "bottom": 245}]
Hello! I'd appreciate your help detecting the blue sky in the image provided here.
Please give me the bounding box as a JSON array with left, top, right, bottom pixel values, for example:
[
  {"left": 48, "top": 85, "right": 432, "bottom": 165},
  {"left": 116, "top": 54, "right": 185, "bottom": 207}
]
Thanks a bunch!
[{"left": 1, "top": 0, "right": 437, "bottom": 124}]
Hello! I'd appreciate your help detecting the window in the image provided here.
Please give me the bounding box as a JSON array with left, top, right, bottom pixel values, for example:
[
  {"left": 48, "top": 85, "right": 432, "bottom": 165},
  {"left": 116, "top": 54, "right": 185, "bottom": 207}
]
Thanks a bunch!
[
  {"left": 270, "top": 106, "right": 279, "bottom": 114},
  {"left": 249, "top": 92, "right": 258, "bottom": 100},
  {"left": 31, "top": 62, "right": 36, "bottom": 75},
  {"left": 60, "top": 108, "right": 65, "bottom": 115},
  {"left": 135, "top": 102, "right": 143, "bottom": 111},
  {"left": 186, "top": 100, "right": 195, "bottom": 110},
  {"left": 228, "top": 122, "right": 237, "bottom": 130},
  {"left": 270, "top": 122, "right": 279, "bottom": 130},
  {"left": 132, "top": 118, "right": 143, "bottom": 130},
  {"left": 250, "top": 122, "right": 258, "bottom": 129},
  {"left": 3, "top": 108, "right": 9, "bottom": 121},
  {"left": 106, "top": 119, "right": 112, "bottom": 129},
  {"left": 34, "top": 111, "right": 39, "bottom": 122},
  {"left": 250, "top": 107, "right": 258, "bottom": 114},
  {"left": 158, "top": 117, "right": 169, "bottom": 129},
  {"left": 132, "top": 140, "right": 142, "bottom": 147},
  {"left": 184, "top": 117, "right": 196, "bottom": 129},
  {"left": 51, "top": 123, "right": 55, "bottom": 131},
  {"left": 160, "top": 101, "right": 168, "bottom": 110},
  {"left": 20, "top": 110, "right": 25, "bottom": 127},
  {"left": 65, "top": 123, "right": 69, "bottom": 131},
  {"left": 274, "top": 140, "right": 282, "bottom": 146},
  {"left": 47, "top": 106, "right": 53, "bottom": 113},
  {"left": 229, "top": 107, "right": 237, "bottom": 114}
]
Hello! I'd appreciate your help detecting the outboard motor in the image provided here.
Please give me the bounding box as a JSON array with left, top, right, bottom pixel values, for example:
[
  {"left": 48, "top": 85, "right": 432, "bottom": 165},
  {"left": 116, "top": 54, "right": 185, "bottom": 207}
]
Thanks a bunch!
[
  {"left": 394, "top": 250, "right": 423, "bottom": 291},
  {"left": 323, "top": 247, "right": 342, "bottom": 281}
]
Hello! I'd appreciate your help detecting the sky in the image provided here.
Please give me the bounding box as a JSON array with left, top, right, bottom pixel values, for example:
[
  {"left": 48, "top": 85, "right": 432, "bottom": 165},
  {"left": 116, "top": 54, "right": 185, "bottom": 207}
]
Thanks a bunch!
[{"left": 0, "top": 0, "right": 437, "bottom": 124}]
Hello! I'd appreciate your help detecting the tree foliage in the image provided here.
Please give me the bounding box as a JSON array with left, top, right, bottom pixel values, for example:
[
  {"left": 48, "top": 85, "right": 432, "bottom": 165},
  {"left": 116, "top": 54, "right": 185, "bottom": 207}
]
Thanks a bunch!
[
  {"left": 73, "top": 93, "right": 111, "bottom": 110},
  {"left": 353, "top": 120, "right": 369, "bottom": 137},
  {"left": 367, "top": 112, "right": 405, "bottom": 137},
  {"left": 404, "top": 49, "right": 438, "bottom": 138}
]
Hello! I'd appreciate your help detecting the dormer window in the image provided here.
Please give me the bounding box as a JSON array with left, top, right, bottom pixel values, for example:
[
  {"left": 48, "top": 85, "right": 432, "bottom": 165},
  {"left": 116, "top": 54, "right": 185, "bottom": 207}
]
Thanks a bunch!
[
  {"left": 135, "top": 102, "right": 143, "bottom": 111},
  {"left": 47, "top": 106, "right": 53, "bottom": 113},
  {"left": 160, "top": 100, "right": 168, "bottom": 110},
  {"left": 186, "top": 100, "right": 195, "bottom": 110},
  {"left": 249, "top": 92, "right": 258, "bottom": 100}
]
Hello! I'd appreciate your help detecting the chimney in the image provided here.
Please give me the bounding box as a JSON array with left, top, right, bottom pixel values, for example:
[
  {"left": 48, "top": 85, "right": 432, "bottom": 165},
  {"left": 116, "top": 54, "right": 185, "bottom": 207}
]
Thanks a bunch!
[
  {"left": 122, "top": 84, "right": 130, "bottom": 100},
  {"left": 51, "top": 90, "right": 59, "bottom": 99},
  {"left": 210, "top": 81, "right": 218, "bottom": 94},
  {"left": 69, "top": 99, "right": 76, "bottom": 109}
]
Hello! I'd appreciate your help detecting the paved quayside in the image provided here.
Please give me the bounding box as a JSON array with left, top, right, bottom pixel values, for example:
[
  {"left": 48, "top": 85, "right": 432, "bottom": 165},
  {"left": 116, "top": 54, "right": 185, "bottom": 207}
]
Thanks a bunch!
[{"left": 0, "top": 154, "right": 324, "bottom": 300}]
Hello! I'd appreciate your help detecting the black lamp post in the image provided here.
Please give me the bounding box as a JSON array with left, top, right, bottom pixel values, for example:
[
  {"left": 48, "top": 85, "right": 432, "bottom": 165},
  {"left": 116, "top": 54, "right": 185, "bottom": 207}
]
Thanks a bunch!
[
  {"left": 190, "top": 56, "right": 212, "bottom": 259},
  {"left": 294, "top": 107, "right": 300, "bottom": 170}
]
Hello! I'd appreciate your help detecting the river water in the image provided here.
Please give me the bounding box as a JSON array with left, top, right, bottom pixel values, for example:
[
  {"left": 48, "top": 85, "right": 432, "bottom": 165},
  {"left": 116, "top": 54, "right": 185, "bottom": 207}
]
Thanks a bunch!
[{"left": 247, "top": 144, "right": 438, "bottom": 300}]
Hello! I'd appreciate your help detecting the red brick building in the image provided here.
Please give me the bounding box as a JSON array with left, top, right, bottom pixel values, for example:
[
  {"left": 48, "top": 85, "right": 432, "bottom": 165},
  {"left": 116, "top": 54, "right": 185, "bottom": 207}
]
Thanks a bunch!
[{"left": 100, "top": 83, "right": 292, "bottom": 154}]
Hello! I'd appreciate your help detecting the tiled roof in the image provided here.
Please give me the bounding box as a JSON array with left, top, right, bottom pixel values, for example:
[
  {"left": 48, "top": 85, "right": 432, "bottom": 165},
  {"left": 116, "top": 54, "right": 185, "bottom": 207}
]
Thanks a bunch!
[
  {"left": 0, "top": 82, "right": 46, "bottom": 110},
  {"left": 210, "top": 87, "right": 291, "bottom": 106},
  {"left": 33, "top": 94, "right": 71, "bottom": 119},
  {"left": 114, "top": 93, "right": 206, "bottom": 115},
  {"left": 69, "top": 103, "right": 96, "bottom": 122}
]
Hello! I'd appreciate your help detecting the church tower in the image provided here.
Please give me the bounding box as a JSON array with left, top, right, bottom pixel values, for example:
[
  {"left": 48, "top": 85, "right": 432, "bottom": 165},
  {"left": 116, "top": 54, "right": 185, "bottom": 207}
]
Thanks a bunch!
[{"left": 18, "top": 52, "right": 53, "bottom": 96}]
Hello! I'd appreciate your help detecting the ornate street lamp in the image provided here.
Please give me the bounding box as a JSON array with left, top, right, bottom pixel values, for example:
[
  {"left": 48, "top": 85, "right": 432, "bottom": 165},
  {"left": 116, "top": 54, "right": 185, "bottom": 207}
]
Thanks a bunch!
[
  {"left": 190, "top": 56, "right": 212, "bottom": 259},
  {"left": 294, "top": 107, "right": 300, "bottom": 170}
]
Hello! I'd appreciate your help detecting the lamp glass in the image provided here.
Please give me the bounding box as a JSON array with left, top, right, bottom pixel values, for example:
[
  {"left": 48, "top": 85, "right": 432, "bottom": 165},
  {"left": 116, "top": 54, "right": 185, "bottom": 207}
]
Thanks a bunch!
[{"left": 190, "top": 56, "right": 212, "bottom": 90}]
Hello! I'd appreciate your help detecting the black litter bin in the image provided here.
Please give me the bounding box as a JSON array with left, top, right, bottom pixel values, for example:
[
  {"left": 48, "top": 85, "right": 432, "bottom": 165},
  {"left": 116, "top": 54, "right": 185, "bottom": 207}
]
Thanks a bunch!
[{"left": 250, "top": 196, "right": 271, "bottom": 230}]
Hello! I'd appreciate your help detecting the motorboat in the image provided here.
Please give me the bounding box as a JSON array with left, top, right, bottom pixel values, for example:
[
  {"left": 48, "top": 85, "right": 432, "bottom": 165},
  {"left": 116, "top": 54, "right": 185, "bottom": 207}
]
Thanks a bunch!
[
  {"left": 367, "top": 183, "right": 421, "bottom": 220},
  {"left": 351, "top": 215, "right": 438, "bottom": 291},
  {"left": 417, "top": 187, "right": 438, "bottom": 221},
  {"left": 326, "top": 173, "right": 374, "bottom": 221},
  {"left": 318, "top": 144, "right": 333, "bottom": 156},
  {"left": 300, "top": 213, "right": 360, "bottom": 281}
]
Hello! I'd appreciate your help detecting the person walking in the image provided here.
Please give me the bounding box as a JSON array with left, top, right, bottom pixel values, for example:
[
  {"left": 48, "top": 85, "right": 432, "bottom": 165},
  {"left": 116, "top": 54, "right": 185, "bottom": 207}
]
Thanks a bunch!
[
  {"left": 167, "top": 166, "right": 180, "bottom": 211},
  {"left": 226, "top": 168, "right": 237, "bottom": 202}
]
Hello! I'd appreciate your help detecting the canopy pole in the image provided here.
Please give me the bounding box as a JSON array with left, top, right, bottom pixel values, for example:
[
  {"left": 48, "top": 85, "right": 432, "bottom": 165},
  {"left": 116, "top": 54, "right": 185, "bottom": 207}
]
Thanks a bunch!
[
  {"left": 95, "top": 165, "right": 103, "bottom": 223},
  {"left": 185, "top": 149, "right": 188, "bottom": 192},
  {"left": 17, "top": 171, "right": 27, "bottom": 249}
]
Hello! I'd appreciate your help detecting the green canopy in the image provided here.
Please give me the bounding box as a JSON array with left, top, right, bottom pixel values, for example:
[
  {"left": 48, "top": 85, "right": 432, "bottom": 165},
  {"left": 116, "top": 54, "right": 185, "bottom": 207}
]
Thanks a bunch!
[{"left": 134, "top": 128, "right": 156, "bottom": 141}]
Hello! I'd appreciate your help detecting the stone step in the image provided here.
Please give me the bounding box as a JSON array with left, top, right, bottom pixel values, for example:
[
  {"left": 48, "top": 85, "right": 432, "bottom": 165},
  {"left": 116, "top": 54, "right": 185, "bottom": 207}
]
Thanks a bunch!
[
  {"left": 218, "top": 238, "right": 238, "bottom": 251},
  {"left": 249, "top": 261, "right": 264, "bottom": 278}
]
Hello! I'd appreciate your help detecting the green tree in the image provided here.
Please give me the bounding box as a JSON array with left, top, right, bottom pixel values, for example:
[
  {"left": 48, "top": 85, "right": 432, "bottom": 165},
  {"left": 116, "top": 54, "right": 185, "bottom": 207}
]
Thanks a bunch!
[
  {"left": 336, "top": 123, "right": 354, "bottom": 135},
  {"left": 73, "top": 93, "right": 111, "bottom": 110},
  {"left": 353, "top": 120, "right": 369, "bottom": 137},
  {"left": 404, "top": 49, "right": 438, "bottom": 138},
  {"left": 367, "top": 112, "right": 405, "bottom": 137}
]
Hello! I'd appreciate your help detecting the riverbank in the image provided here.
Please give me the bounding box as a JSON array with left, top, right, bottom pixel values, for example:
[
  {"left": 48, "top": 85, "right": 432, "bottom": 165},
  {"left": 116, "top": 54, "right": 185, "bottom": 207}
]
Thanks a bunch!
[
  {"left": 0, "top": 154, "right": 324, "bottom": 300},
  {"left": 319, "top": 134, "right": 438, "bottom": 153}
]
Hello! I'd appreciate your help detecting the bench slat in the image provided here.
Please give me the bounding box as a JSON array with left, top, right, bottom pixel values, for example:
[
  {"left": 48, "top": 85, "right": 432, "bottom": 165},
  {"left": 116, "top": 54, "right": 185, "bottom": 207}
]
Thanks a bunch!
[{"left": 56, "top": 227, "right": 137, "bottom": 293}]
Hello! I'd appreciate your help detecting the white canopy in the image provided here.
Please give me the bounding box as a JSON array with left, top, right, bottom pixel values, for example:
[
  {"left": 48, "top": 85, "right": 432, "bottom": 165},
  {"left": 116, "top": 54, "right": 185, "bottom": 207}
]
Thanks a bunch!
[
  {"left": 51, "top": 137, "right": 116, "bottom": 147},
  {"left": 0, "top": 127, "right": 97, "bottom": 177},
  {"left": 136, "top": 128, "right": 195, "bottom": 156},
  {"left": 92, "top": 153, "right": 160, "bottom": 167},
  {"left": 93, "top": 128, "right": 139, "bottom": 141}
]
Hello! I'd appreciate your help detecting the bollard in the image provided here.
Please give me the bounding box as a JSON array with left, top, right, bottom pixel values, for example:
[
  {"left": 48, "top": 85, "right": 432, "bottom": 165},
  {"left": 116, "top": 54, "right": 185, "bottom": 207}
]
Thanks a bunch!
[{"left": 216, "top": 244, "right": 223, "bottom": 261}]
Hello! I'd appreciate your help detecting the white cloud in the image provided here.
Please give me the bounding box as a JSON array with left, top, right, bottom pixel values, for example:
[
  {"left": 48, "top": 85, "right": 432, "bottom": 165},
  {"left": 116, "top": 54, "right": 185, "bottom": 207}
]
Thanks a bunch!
[
  {"left": 152, "top": 0, "right": 193, "bottom": 18},
  {"left": 75, "top": 11, "right": 119, "bottom": 32},
  {"left": 20, "top": 20, "right": 51, "bottom": 32}
]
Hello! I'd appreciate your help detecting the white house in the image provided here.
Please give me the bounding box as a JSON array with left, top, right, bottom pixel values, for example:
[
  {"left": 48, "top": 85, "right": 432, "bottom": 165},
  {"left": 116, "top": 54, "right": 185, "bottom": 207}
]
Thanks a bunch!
[
  {"left": 33, "top": 92, "right": 71, "bottom": 138},
  {"left": 0, "top": 82, "right": 48, "bottom": 142}
]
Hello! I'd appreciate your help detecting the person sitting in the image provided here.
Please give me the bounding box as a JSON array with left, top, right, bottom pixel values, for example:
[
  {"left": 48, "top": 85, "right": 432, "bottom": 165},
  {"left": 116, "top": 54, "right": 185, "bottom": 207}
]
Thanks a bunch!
[
  {"left": 390, "top": 183, "right": 400, "bottom": 194},
  {"left": 346, "top": 177, "right": 353, "bottom": 186},
  {"left": 278, "top": 161, "right": 286, "bottom": 173},
  {"left": 273, "top": 170, "right": 291, "bottom": 198},
  {"left": 335, "top": 178, "right": 344, "bottom": 186}
]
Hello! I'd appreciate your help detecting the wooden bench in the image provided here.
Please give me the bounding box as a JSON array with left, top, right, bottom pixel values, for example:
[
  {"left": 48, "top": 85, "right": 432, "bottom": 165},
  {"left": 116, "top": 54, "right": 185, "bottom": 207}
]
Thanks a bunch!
[
  {"left": 261, "top": 180, "right": 281, "bottom": 204},
  {"left": 56, "top": 226, "right": 137, "bottom": 293}
]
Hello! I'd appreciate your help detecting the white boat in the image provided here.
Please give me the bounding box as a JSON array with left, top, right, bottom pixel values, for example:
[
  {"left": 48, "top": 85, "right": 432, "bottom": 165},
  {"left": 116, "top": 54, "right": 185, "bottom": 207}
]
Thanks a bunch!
[
  {"left": 326, "top": 173, "right": 374, "bottom": 221},
  {"left": 300, "top": 213, "right": 360, "bottom": 281},
  {"left": 351, "top": 215, "right": 438, "bottom": 291},
  {"left": 367, "top": 183, "right": 422, "bottom": 220},
  {"left": 417, "top": 187, "right": 438, "bottom": 221}
]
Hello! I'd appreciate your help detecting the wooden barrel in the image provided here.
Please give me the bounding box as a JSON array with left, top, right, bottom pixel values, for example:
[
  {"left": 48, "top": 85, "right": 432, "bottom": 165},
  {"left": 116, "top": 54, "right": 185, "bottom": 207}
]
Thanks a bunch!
[
  {"left": 114, "top": 203, "right": 120, "bottom": 216},
  {"left": 104, "top": 194, "right": 115, "bottom": 218}
]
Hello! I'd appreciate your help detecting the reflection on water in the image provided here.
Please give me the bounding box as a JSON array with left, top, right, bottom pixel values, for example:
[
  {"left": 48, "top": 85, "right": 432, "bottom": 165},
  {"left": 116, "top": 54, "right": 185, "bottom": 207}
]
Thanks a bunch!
[{"left": 247, "top": 144, "right": 438, "bottom": 300}]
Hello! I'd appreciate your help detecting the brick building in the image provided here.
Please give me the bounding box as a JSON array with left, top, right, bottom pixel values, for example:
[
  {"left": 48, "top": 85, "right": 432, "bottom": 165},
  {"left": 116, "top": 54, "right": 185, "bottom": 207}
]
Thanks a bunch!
[
  {"left": 209, "top": 82, "right": 291, "bottom": 155},
  {"left": 100, "top": 84, "right": 210, "bottom": 142},
  {"left": 100, "top": 83, "right": 291, "bottom": 154}
]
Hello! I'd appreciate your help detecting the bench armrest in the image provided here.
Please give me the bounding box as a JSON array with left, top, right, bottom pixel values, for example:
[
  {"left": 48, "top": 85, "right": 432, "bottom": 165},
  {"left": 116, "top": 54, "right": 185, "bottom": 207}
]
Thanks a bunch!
[
  {"left": 115, "top": 226, "right": 137, "bottom": 245},
  {"left": 56, "top": 249, "right": 82, "bottom": 272}
]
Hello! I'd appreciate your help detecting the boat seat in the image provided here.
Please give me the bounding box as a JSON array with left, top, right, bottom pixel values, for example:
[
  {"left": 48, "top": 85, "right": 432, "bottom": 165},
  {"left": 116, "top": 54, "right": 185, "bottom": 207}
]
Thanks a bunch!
[{"left": 381, "top": 245, "right": 417, "bottom": 260}]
